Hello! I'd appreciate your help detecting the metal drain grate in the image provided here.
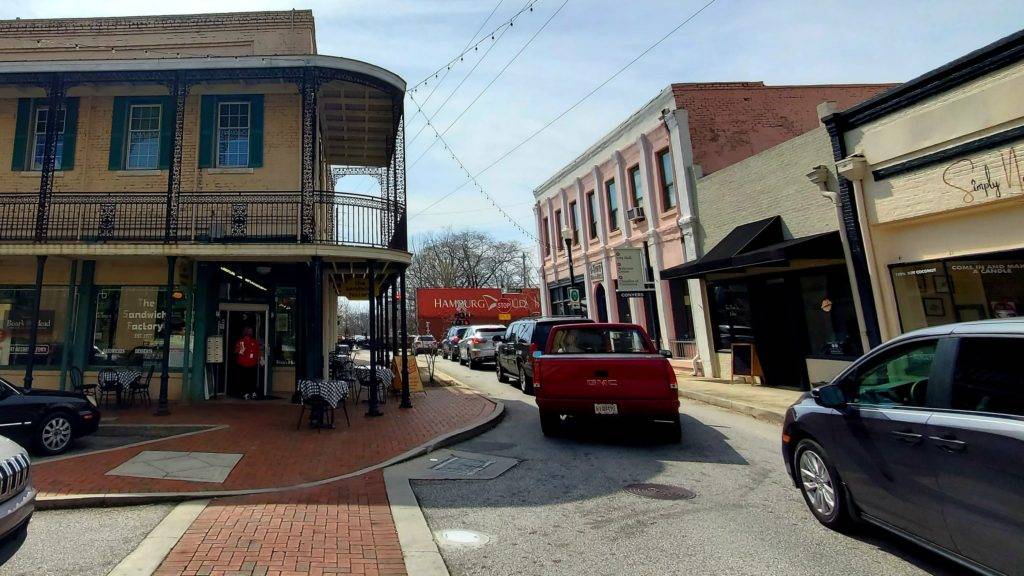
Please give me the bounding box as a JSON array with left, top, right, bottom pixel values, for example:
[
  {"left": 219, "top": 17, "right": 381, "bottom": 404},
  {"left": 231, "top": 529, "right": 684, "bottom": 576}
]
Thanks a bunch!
[
  {"left": 624, "top": 483, "right": 697, "bottom": 500},
  {"left": 430, "top": 456, "right": 494, "bottom": 476}
]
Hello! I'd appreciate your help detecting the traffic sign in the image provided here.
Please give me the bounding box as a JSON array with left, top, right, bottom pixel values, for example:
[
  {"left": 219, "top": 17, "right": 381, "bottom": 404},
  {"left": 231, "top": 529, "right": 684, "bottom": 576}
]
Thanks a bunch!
[
  {"left": 568, "top": 288, "right": 581, "bottom": 304},
  {"left": 496, "top": 298, "right": 513, "bottom": 314}
]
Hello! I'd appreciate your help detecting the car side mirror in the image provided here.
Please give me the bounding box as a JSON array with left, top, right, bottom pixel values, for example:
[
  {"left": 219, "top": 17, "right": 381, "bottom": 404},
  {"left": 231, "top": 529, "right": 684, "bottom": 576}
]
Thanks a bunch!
[
  {"left": 659, "top": 349, "right": 673, "bottom": 359},
  {"left": 811, "top": 383, "right": 847, "bottom": 409}
]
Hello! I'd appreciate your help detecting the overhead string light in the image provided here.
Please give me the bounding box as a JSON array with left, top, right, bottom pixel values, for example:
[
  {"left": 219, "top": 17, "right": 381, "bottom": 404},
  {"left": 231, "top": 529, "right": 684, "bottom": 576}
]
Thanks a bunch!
[
  {"left": 408, "top": 0, "right": 540, "bottom": 94},
  {"left": 408, "top": 90, "right": 544, "bottom": 248}
]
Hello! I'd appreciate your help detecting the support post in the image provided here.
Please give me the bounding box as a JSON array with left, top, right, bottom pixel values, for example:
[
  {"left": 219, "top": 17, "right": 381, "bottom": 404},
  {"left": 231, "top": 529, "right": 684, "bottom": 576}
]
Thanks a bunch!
[
  {"left": 165, "top": 73, "right": 188, "bottom": 242},
  {"left": 156, "top": 255, "right": 177, "bottom": 415},
  {"left": 22, "top": 255, "right": 47, "bottom": 391},
  {"left": 400, "top": 270, "right": 411, "bottom": 408},
  {"left": 366, "top": 261, "right": 382, "bottom": 416},
  {"left": 36, "top": 76, "right": 64, "bottom": 242},
  {"left": 299, "top": 69, "right": 319, "bottom": 243},
  {"left": 390, "top": 281, "right": 398, "bottom": 374},
  {"left": 310, "top": 257, "right": 324, "bottom": 378}
]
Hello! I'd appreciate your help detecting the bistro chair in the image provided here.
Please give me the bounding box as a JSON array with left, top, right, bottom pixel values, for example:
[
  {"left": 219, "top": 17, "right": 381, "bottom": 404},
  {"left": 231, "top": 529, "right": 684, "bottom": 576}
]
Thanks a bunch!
[
  {"left": 70, "top": 366, "right": 96, "bottom": 400},
  {"left": 128, "top": 365, "right": 155, "bottom": 408},
  {"left": 97, "top": 368, "right": 121, "bottom": 409},
  {"left": 296, "top": 381, "right": 338, "bottom": 432}
]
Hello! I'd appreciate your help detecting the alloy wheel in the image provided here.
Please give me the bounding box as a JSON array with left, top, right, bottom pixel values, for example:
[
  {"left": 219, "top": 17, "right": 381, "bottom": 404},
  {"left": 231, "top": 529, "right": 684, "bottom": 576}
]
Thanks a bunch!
[
  {"left": 799, "top": 449, "right": 836, "bottom": 517},
  {"left": 42, "top": 415, "right": 72, "bottom": 452}
]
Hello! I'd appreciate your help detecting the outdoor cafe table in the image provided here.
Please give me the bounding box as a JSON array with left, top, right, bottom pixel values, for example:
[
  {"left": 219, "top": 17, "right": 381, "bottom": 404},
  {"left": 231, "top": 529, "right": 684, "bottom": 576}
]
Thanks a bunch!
[
  {"left": 297, "top": 379, "right": 350, "bottom": 409},
  {"left": 352, "top": 365, "right": 392, "bottom": 403}
]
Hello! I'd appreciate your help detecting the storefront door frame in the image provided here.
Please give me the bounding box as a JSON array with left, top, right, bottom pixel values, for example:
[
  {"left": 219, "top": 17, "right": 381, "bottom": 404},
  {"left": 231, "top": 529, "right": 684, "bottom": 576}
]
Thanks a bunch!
[{"left": 219, "top": 302, "right": 270, "bottom": 397}]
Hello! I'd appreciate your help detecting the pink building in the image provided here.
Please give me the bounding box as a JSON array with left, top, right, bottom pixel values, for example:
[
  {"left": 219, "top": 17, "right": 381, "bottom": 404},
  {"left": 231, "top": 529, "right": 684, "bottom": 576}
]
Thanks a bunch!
[{"left": 534, "top": 82, "right": 889, "bottom": 377}]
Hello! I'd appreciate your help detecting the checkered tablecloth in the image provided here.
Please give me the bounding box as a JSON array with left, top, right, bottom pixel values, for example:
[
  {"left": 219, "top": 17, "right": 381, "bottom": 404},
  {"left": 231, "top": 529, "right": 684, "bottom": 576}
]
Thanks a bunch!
[
  {"left": 100, "top": 368, "right": 143, "bottom": 392},
  {"left": 353, "top": 365, "right": 393, "bottom": 386},
  {"left": 297, "top": 379, "right": 350, "bottom": 409}
]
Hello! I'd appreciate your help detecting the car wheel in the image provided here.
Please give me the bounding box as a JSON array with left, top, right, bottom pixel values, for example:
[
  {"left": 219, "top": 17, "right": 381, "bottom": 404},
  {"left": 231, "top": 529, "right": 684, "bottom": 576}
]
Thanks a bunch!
[
  {"left": 519, "top": 365, "right": 534, "bottom": 395},
  {"left": 539, "top": 410, "right": 561, "bottom": 437},
  {"left": 469, "top": 358, "right": 478, "bottom": 370},
  {"left": 794, "top": 439, "right": 854, "bottom": 531},
  {"left": 36, "top": 412, "right": 74, "bottom": 455},
  {"left": 497, "top": 362, "right": 509, "bottom": 383}
]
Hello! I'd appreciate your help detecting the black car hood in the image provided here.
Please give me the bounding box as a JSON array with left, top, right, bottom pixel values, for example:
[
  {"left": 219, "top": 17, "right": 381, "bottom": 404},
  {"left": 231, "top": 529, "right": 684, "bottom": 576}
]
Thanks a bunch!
[{"left": 18, "top": 388, "right": 87, "bottom": 400}]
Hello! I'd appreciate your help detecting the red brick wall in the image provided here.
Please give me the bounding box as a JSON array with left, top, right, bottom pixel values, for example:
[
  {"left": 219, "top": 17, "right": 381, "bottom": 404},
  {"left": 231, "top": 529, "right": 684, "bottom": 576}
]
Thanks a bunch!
[{"left": 672, "top": 82, "right": 894, "bottom": 175}]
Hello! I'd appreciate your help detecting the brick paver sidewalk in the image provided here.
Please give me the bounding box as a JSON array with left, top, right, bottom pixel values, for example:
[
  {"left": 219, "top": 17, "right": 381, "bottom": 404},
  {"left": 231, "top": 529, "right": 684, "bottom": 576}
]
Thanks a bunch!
[
  {"left": 36, "top": 385, "right": 495, "bottom": 496},
  {"left": 157, "top": 471, "right": 404, "bottom": 576}
]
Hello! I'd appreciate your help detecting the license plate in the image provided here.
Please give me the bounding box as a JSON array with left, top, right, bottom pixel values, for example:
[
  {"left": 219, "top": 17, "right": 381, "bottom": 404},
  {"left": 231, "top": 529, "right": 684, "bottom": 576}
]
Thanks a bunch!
[{"left": 594, "top": 403, "right": 618, "bottom": 415}]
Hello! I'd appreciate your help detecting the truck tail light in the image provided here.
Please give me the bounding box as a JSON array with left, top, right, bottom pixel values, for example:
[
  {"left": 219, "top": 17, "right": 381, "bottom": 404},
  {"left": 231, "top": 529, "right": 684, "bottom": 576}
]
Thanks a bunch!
[
  {"left": 469, "top": 337, "right": 483, "bottom": 345},
  {"left": 666, "top": 361, "right": 678, "bottom": 390}
]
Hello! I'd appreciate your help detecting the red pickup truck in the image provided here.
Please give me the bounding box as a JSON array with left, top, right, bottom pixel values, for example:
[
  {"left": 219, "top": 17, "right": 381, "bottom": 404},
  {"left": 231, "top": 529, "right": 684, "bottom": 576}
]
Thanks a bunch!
[{"left": 533, "top": 323, "right": 681, "bottom": 441}]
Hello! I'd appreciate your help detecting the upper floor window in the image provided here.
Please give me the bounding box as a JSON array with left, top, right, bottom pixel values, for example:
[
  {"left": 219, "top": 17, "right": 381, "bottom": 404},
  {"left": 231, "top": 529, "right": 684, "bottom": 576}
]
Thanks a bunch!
[
  {"left": 542, "top": 217, "right": 551, "bottom": 256},
  {"left": 586, "top": 191, "right": 598, "bottom": 240},
  {"left": 628, "top": 165, "right": 643, "bottom": 208},
  {"left": 31, "top": 106, "right": 66, "bottom": 171},
  {"left": 605, "top": 179, "right": 619, "bottom": 231},
  {"left": 569, "top": 201, "right": 580, "bottom": 245},
  {"left": 11, "top": 97, "right": 78, "bottom": 172},
  {"left": 217, "top": 102, "right": 251, "bottom": 167},
  {"left": 199, "top": 94, "right": 263, "bottom": 169},
  {"left": 126, "top": 104, "right": 162, "bottom": 170},
  {"left": 555, "top": 209, "right": 564, "bottom": 251},
  {"left": 658, "top": 148, "right": 677, "bottom": 210}
]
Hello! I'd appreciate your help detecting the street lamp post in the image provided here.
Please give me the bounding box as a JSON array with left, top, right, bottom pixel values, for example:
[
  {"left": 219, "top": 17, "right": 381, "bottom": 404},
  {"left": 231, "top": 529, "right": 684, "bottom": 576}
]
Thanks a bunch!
[{"left": 561, "top": 227, "right": 578, "bottom": 316}]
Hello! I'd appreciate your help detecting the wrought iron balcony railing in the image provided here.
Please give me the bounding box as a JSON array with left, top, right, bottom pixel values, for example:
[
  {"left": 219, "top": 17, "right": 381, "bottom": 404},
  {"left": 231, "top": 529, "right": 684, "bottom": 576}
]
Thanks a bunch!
[{"left": 0, "top": 191, "right": 405, "bottom": 250}]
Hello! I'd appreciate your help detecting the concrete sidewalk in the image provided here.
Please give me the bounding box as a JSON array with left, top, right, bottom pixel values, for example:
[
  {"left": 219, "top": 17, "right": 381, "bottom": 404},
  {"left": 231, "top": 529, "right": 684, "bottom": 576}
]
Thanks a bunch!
[{"left": 674, "top": 371, "right": 804, "bottom": 425}]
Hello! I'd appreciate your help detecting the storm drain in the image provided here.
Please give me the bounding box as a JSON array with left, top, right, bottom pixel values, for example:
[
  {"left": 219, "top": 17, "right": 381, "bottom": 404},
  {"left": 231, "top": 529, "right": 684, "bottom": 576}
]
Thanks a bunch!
[
  {"left": 624, "top": 483, "right": 697, "bottom": 501},
  {"left": 429, "top": 455, "right": 494, "bottom": 476}
]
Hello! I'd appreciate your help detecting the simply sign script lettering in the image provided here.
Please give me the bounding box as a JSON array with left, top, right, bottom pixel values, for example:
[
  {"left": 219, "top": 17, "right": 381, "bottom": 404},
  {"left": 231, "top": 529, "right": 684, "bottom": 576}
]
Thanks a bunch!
[{"left": 942, "top": 145, "right": 1024, "bottom": 204}]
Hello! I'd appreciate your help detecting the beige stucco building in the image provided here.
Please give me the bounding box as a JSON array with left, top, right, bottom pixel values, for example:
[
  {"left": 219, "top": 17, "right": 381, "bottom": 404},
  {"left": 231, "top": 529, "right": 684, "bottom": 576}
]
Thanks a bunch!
[
  {"left": 0, "top": 11, "right": 411, "bottom": 408},
  {"left": 828, "top": 29, "right": 1024, "bottom": 343}
]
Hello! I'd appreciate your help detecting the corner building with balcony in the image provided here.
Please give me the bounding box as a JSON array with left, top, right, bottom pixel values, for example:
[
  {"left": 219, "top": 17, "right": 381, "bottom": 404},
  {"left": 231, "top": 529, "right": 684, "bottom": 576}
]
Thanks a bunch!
[{"left": 0, "top": 11, "right": 411, "bottom": 404}]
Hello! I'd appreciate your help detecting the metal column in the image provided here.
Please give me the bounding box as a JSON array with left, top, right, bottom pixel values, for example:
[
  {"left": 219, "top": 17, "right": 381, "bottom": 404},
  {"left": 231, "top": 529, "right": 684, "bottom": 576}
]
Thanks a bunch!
[
  {"left": 156, "top": 255, "right": 177, "bottom": 415},
  {"left": 366, "top": 261, "right": 382, "bottom": 417},
  {"left": 400, "top": 271, "right": 411, "bottom": 408},
  {"left": 22, "top": 255, "right": 47, "bottom": 391}
]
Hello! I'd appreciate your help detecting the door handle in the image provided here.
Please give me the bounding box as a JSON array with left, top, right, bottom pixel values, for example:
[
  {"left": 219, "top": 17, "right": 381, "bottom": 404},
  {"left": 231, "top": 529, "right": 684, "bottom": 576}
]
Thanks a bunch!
[
  {"left": 889, "top": 430, "right": 923, "bottom": 444},
  {"left": 929, "top": 435, "right": 968, "bottom": 453}
]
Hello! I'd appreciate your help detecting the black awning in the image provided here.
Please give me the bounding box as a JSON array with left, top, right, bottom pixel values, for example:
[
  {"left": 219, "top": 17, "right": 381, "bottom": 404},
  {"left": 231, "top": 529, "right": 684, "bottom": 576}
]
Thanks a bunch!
[{"left": 663, "top": 218, "right": 843, "bottom": 280}]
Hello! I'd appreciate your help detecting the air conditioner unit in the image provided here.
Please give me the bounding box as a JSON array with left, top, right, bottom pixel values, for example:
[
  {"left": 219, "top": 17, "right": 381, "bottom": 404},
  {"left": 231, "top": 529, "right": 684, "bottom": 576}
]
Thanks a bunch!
[{"left": 626, "top": 206, "right": 646, "bottom": 222}]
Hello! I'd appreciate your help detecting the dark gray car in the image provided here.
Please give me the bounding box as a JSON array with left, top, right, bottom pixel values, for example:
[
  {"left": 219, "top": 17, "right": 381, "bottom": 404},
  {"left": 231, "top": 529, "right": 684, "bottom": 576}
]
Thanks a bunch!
[{"left": 782, "top": 319, "right": 1024, "bottom": 575}]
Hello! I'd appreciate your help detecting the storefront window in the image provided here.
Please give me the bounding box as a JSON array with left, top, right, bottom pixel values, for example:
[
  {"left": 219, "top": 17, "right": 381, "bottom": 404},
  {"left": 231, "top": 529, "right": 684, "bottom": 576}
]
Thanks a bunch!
[
  {"left": 892, "top": 255, "right": 1024, "bottom": 332},
  {"left": 799, "top": 269, "right": 863, "bottom": 358},
  {"left": 274, "top": 287, "right": 297, "bottom": 366},
  {"left": 91, "top": 287, "right": 187, "bottom": 367},
  {"left": 710, "top": 281, "right": 753, "bottom": 351},
  {"left": 0, "top": 286, "right": 70, "bottom": 367}
]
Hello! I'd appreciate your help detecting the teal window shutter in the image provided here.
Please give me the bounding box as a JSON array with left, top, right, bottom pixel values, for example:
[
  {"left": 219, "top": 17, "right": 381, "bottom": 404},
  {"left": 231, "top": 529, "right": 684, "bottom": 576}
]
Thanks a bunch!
[
  {"left": 198, "top": 95, "right": 216, "bottom": 168},
  {"left": 11, "top": 98, "right": 31, "bottom": 171},
  {"left": 158, "top": 96, "right": 174, "bottom": 169},
  {"left": 248, "top": 94, "right": 264, "bottom": 168},
  {"left": 108, "top": 97, "right": 128, "bottom": 171},
  {"left": 61, "top": 97, "right": 79, "bottom": 170}
]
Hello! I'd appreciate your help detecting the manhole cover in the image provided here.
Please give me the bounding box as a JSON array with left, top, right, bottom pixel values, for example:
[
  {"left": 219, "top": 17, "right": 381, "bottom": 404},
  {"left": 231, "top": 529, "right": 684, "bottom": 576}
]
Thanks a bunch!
[
  {"left": 437, "top": 529, "right": 490, "bottom": 546},
  {"left": 624, "top": 483, "right": 697, "bottom": 500},
  {"left": 429, "top": 456, "right": 493, "bottom": 476}
]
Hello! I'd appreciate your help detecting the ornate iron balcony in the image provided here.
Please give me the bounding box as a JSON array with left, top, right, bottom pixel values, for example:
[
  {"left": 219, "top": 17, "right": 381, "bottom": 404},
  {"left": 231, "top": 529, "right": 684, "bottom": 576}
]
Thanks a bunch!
[{"left": 0, "top": 191, "right": 405, "bottom": 250}]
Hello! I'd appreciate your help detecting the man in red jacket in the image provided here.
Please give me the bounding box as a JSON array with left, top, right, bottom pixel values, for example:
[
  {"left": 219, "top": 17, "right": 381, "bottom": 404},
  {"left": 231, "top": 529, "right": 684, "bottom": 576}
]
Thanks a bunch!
[{"left": 234, "top": 326, "right": 261, "bottom": 399}]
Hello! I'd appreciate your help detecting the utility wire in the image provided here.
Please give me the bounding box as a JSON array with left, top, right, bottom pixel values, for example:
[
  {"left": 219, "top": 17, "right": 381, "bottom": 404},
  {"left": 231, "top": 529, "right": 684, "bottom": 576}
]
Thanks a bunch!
[
  {"left": 407, "top": 0, "right": 540, "bottom": 93},
  {"left": 406, "top": 0, "right": 507, "bottom": 129},
  {"left": 409, "top": 0, "right": 571, "bottom": 169},
  {"left": 410, "top": 0, "right": 719, "bottom": 224}
]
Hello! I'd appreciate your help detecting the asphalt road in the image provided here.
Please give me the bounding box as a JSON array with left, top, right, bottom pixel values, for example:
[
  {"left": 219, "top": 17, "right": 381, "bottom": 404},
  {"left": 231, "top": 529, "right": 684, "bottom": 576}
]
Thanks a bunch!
[
  {"left": 0, "top": 503, "right": 173, "bottom": 576},
  {"left": 413, "top": 356, "right": 961, "bottom": 576}
]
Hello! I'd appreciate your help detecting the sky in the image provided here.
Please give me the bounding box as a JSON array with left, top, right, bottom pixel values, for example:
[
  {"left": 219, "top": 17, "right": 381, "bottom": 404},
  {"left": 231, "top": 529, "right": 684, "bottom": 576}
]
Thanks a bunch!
[{"left": 3, "top": 0, "right": 1024, "bottom": 254}]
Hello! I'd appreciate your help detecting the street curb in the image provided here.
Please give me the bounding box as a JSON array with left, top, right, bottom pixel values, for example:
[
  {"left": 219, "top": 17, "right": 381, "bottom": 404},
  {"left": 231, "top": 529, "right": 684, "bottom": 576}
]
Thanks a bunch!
[
  {"left": 36, "top": 395, "right": 506, "bottom": 510},
  {"left": 106, "top": 498, "right": 211, "bottom": 576},
  {"left": 384, "top": 468, "right": 451, "bottom": 576},
  {"left": 679, "top": 390, "right": 785, "bottom": 425}
]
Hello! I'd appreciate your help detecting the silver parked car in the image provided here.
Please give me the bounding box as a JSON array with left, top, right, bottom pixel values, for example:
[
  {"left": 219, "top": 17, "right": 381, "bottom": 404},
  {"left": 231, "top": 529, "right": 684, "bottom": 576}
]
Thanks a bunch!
[
  {"left": 0, "top": 435, "right": 34, "bottom": 541},
  {"left": 458, "top": 324, "right": 507, "bottom": 369}
]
